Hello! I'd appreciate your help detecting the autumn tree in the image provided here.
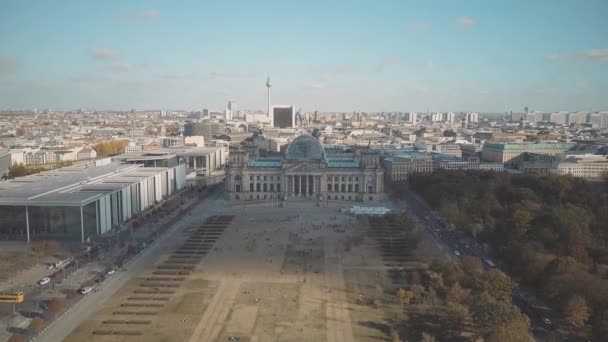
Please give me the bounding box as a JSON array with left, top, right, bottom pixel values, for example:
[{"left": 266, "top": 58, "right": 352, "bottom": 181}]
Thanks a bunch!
[
  {"left": 563, "top": 295, "right": 589, "bottom": 329},
  {"left": 47, "top": 297, "right": 64, "bottom": 318},
  {"left": 445, "top": 282, "right": 470, "bottom": 304},
  {"left": 8, "top": 163, "right": 28, "bottom": 178},
  {"left": 420, "top": 332, "right": 437, "bottom": 342},
  {"left": 8, "top": 335, "right": 23, "bottom": 342},
  {"left": 28, "top": 317, "right": 45, "bottom": 332},
  {"left": 462, "top": 256, "right": 484, "bottom": 276},
  {"left": 473, "top": 300, "right": 531, "bottom": 340},
  {"left": 472, "top": 270, "right": 513, "bottom": 303},
  {"left": 396, "top": 288, "right": 413, "bottom": 305}
]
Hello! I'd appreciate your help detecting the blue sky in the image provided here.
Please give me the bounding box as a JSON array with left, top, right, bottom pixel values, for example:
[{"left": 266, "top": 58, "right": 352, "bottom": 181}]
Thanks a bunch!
[{"left": 0, "top": 0, "right": 607, "bottom": 112}]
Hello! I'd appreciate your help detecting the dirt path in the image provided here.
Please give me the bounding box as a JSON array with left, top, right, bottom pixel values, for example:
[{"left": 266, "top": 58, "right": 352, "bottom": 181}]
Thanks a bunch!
[
  {"left": 324, "top": 238, "right": 355, "bottom": 342},
  {"left": 188, "top": 278, "right": 242, "bottom": 342}
]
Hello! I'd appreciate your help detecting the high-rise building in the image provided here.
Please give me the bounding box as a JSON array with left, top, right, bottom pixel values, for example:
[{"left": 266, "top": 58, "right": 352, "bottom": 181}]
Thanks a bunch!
[
  {"left": 406, "top": 112, "right": 417, "bottom": 124},
  {"left": 445, "top": 112, "right": 455, "bottom": 123},
  {"left": 600, "top": 112, "right": 608, "bottom": 129},
  {"left": 466, "top": 112, "right": 479, "bottom": 124},
  {"left": 225, "top": 100, "right": 234, "bottom": 121},
  {"left": 431, "top": 112, "right": 443, "bottom": 122},
  {"left": 272, "top": 105, "right": 296, "bottom": 128},
  {"left": 567, "top": 112, "right": 588, "bottom": 125},
  {"left": 511, "top": 112, "right": 525, "bottom": 122},
  {"left": 550, "top": 112, "right": 567, "bottom": 125}
]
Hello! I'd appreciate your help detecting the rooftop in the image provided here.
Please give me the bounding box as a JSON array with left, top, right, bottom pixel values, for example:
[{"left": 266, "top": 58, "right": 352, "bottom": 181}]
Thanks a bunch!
[{"left": 0, "top": 163, "right": 175, "bottom": 206}]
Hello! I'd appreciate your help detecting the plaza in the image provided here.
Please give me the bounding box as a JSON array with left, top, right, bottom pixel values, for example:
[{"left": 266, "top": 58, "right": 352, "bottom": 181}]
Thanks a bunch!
[{"left": 65, "top": 201, "right": 444, "bottom": 342}]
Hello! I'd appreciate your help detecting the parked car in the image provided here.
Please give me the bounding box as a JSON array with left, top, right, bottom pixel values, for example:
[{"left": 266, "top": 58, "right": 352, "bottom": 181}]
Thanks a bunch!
[
  {"left": 38, "top": 277, "right": 51, "bottom": 286},
  {"left": 79, "top": 286, "right": 93, "bottom": 295}
]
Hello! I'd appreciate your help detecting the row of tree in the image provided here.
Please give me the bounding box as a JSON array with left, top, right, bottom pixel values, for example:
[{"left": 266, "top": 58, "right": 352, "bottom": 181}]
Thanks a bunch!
[
  {"left": 92, "top": 139, "right": 129, "bottom": 157},
  {"left": 407, "top": 171, "right": 608, "bottom": 339},
  {"left": 393, "top": 257, "right": 534, "bottom": 341}
]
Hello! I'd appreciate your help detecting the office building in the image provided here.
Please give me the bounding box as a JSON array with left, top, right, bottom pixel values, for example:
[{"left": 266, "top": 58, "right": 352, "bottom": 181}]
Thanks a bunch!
[
  {"left": 568, "top": 112, "right": 588, "bottom": 125},
  {"left": 406, "top": 112, "right": 417, "bottom": 125},
  {"left": 0, "top": 163, "right": 186, "bottom": 242},
  {"left": 184, "top": 122, "right": 226, "bottom": 142},
  {"left": 482, "top": 142, "right": 576, "bottom": 165},
  {"left": 272, "top": 105, "right": 296, "bottom": 128},
  {"left": 383, "top": 153, "right": 433, "bottom": 182}
]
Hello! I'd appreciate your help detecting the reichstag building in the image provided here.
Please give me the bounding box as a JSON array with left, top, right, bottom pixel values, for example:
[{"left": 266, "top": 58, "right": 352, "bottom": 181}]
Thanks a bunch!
[{"left": 225, "top": 134, "right": 384, "bottom": 202}]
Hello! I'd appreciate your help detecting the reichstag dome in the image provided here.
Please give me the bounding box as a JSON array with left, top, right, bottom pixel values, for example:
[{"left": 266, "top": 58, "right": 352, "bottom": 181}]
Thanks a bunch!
[{"left": 225, "top": 134, "right": 384, "bottom": 203}]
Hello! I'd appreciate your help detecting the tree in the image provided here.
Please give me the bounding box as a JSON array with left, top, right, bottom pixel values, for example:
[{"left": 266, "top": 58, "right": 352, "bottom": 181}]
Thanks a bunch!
[
  {"left": 473, "top": 270, "right": 513, "bottom": 303},
  {"left": 473, "top": 300, "right": 531, "bottom": 338},
  {"left": 8, "top": 335, "right": 23, "bottom": 342},
  {"left": 446, "top": 282, "right": 470, "bottom": 304},
  {"left": 8, "top": 163, "right": 28, "bottom": 178},
  {"left": 462, "top": 256, "right": 484, "bottom": 276},
  {"left": 441, "top": 304, "right": 470, "bottom": 336},
  {"left": 420, "top": 332, "right": 437, "bottom": 342},
  {"left": 28, "top": 317, "right": 45, "bottom": 332},
  {"left": 396, "top": 288, "right": 413, "bottom": 305},
  {"left": 511, "top": 208, "right": 533, "bottom": 239},
  {"left": 390, "top": 329, "right": 400, "bottom": 342},
  {"left": 563, "top": 295, "right": 589, "bottom": 329},
  {"left": 47, "top": 297, "right": 64, "bottom": 318}
]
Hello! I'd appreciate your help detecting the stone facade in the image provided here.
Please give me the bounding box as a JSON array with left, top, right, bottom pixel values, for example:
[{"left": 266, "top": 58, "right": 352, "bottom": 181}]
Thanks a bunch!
[{"left": 225, "top": 134, "right": 384, "bottom": 202}]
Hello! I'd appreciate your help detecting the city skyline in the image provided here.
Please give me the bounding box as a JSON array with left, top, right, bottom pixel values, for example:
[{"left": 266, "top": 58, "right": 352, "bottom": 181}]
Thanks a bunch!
[{"left": 1, "top": 0, "right": 608, "bottom": 112}]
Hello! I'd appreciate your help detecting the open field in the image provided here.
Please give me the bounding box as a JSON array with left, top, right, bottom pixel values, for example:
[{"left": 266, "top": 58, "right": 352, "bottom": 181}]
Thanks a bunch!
[{"left": 66, "top": 202, "right": 448, "bottom": 342}]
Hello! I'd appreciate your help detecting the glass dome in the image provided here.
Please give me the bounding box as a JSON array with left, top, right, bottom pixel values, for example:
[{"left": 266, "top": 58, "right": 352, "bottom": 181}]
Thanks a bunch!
[{"left": 285, "top": 134, "right": 325, "bottom": 160}]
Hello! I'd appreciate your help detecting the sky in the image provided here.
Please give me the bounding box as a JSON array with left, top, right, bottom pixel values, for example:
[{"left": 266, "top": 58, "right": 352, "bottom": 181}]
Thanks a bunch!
[{"left": 0, "top": 0, "right": 607, "bottom": 113}]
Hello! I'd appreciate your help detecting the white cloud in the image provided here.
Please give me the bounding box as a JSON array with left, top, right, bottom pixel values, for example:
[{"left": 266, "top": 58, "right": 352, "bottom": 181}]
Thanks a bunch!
[
  {"left": 137, "top": 10, "right": 159, "bottom": 20},
  {"left": 110, "top": 62, "right": 134, "bottom": 71},
  {"left": 578, "top": 49, "right": 608, "bottom": 61},
  {"left": 89, "top": 48, "right": 119, "bottom": 59},
  {"left": 406, "top": 21, "right": 432, "bottom": 32},
  {"left": 426, "top": 61, "right": 436, "bottom": 70},
  {"left": 456, "top": 17, "right": 476, "bottom": 27},
  {"left": 547, "top": 48, "right": 608, "bottom": 62},
  {"left": 160, "top": 73, "right": 197, "bottom": 80},
  {"left": 310, "top": 82, "right": 325, "bottom": 89},
  {"left": 480, "top": 90, "right": 489, "bottom": 95}
]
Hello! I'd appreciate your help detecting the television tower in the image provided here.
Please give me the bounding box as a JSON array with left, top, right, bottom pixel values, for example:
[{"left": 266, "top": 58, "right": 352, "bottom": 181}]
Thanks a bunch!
[{"left": 266, "top": 76, "right": 272, "bottom": 119}]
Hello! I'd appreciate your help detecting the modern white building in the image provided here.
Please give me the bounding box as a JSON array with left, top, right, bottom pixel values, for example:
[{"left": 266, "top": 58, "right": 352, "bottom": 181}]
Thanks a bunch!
[{"left": 0, "top": 163, "right": 186, "bottom": 242}]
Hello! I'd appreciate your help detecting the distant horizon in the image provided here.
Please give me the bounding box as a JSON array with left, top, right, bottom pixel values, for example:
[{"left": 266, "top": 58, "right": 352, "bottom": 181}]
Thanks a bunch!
[
  {"left": 1, "top": 0, "right": 607, "bottom": 112},
  {"left": 0, "top": 107, "right": 602, "bottom": 115}
]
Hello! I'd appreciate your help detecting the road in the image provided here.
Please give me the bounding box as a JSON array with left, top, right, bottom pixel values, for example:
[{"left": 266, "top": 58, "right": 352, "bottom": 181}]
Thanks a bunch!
[
  {"left": 397, "top": 190, "right": 559, "bottom": 339},
  {"left": 36, "top": 186, "right": 225, "bottom": 342}
]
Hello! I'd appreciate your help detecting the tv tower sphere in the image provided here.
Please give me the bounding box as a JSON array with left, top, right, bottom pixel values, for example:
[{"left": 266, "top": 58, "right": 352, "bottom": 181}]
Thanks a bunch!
[{"left": 266, "top": 76, "right": 272, "bottom": 88}]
